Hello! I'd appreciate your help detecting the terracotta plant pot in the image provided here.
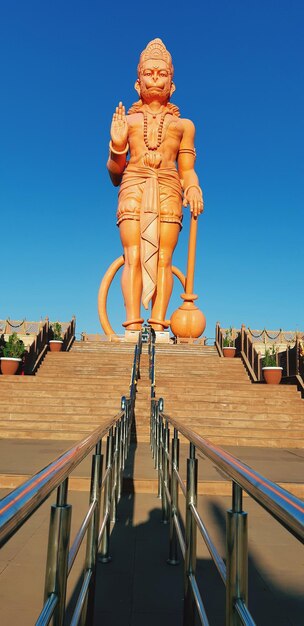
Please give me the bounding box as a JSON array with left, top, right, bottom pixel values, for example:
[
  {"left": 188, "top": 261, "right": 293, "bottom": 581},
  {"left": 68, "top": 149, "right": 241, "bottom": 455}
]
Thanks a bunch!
[
  {"left": 262, "top": 367, "right": 283, "bottom": 384},
  {"left": 0, "top": 357, "right": 22, "bottom": 375},
  {"left": 223, "top": 347, "right": 236, "bottom": 358},
  {"left": 49, "top": 340, "right": 63, "bottom": 352}
]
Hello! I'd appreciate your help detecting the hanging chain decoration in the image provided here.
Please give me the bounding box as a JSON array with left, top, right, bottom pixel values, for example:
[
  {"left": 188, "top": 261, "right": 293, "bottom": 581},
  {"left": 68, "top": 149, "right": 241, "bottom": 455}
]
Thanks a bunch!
[
  {"left": 247, "top": 328, "right": 266, "bottom": 339},
  {"left": 246, "top": 327, "right": 303, "bottom": 348},
  {"left": 6, "top": 319, "right": 26, "bottom": 329},
  {"left": 247, "top": 327, "right": 283, "bottom": 341},
  {"left": 264, "top": 328, "right": 282, "bottom": 340}
]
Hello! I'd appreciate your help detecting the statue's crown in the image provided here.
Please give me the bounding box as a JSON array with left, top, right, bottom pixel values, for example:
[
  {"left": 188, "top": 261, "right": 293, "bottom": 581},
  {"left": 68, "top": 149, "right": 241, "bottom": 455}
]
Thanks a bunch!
[{"left": 138, "top": 38, "right": 173, "bottom": 75}]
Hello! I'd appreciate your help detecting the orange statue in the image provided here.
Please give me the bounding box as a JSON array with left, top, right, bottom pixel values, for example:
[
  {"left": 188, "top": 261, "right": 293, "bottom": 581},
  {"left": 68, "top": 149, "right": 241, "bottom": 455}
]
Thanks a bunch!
[{"left": 106, "top": 38, "right": 204, "bottom": 332}]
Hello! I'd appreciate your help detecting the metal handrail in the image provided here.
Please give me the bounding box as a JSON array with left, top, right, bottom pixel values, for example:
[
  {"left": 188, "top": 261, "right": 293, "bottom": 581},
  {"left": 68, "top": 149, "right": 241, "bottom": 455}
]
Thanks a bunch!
[
  {"left": 150, "top": 339, "right": 304, "bottom": 625},
  {"left": 160, "top": 413, "right": 304, "bottom": 543},
  {"left": 0, "top": 333, "right": 142, "bottom": 626},
  {"left": 0, "top": 412, "right": 122, "bottom": 547},
  {"left": 152, "top": 401, "right": 304, "bottom": 625}
]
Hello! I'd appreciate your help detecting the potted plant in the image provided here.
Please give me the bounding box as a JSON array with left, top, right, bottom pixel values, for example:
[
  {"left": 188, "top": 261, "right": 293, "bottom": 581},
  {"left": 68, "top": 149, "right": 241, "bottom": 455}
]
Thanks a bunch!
[
  {"left": 49, "top": 322, "right": 63, "bottom": 352},
  {"left": 262, "top": 345, "right": 282, "bottom": 384},
  {"left": 223, "top": 327, "right": 236, "bottom": 358},
  {"left": 0, "top": 332, "right": 26, "bottom": 375}
]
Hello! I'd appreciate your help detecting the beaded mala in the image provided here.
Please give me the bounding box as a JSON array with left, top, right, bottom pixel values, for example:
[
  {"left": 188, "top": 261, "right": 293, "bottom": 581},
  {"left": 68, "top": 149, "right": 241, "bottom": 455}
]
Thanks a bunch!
[{"left": 143, "top": 109, "right": 166, "bottom": 151}]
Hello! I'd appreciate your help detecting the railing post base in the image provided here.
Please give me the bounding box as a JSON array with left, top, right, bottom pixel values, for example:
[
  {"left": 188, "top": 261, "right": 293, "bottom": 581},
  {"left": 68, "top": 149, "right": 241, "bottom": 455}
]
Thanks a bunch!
[
  {"left": 44, "top": 480, "right": 72, "bottom": 626},
  {"left": 167, "top": 557, "right": 179, "bottom": 566},
  {"left": 226, "top": 483, "right": 248, "bottom": 626}
]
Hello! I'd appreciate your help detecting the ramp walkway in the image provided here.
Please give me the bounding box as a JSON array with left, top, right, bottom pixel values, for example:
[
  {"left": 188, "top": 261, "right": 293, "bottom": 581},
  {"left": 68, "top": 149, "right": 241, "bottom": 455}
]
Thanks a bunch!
[{"left": 0, "top": 335, "right": 303, "bottom": 625}]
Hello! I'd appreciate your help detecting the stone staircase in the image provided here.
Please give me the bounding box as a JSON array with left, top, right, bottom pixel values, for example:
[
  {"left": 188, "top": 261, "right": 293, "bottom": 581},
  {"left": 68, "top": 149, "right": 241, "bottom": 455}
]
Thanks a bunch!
[
  {"left": 134, "top": 344, "right": 304, "bottom": 447},
  {"left": 0, "top": 340, "right": 303, "bottom": 447},
  {"left": 0, "top": 341, "right": 134, "bottom": 440}
]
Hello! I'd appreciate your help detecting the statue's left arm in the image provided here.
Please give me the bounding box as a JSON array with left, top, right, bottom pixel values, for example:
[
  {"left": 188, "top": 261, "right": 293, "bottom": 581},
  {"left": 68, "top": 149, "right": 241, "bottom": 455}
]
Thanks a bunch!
[{"left": 178, "top": 119, "right": 204, "bottom": 217}]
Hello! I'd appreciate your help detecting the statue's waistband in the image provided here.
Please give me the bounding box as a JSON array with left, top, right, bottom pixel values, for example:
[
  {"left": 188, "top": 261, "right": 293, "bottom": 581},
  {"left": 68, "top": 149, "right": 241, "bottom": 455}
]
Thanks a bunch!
[{"left": 120, "top": 164, "right": 183, "bottom": 197}]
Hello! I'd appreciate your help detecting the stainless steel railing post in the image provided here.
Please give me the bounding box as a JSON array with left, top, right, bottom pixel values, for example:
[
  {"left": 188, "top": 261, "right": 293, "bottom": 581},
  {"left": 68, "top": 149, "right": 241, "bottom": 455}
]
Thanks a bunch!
[
  {"left": 162, "top": 420, "right": 170, "bottom": 523},
  {"left": 124, "top": 399, "right": 128, "bottom": 454},
  {"left": 117, "top": 419, "right": 123, "bottom": 502},
  {"left": 127, "top": 399, "right": 132, "bottom": 449},
  {"left": 121, "top": 396, "right": 127, "bottom": 467},
  {"left": 153, "top": 399, "right": 157, "bottom": 458},
  {"left": 226, "top": 482, "right": 248, "bottom": 625},
  {"left": 183, "top": 442, "right": 198, "bottom": 626},
  {"left": 151, "top": 399, "right": 156, "bottom": 459},
  {"left": 110, "top": 423, "right": 119, "bottom": 523},
  {"left": 99, "top": 428, "right": 113, "bottom": 563},
  {"left": 150, "top": 398, "right": 153, "bottom": 451},
  {"left": 168, "top": 427, "right": 180, "bottom": 565},
  {"left": 111, "top": 423, "right": 119, "bottom": 523},
  {"left": 81, "top": 441, "right": 103, "bottom": 625},
  {"left": 43, "top": 478, "right": 72, "bottom": 626},
  {"left": 157, "top": 399, "right": 164, "bottom": 498},
  {"left": 122, "top": 403, "right": 128, "bottom": 467},
  {"left": 154, "top": 400, "right": 159, "bottom": 470}
]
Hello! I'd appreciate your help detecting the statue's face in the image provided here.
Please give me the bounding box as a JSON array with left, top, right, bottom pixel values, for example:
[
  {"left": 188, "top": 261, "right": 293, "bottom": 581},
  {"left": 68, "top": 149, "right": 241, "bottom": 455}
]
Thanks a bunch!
[{"left": 137, "top": 60, "right": 172, "bottom": 104}]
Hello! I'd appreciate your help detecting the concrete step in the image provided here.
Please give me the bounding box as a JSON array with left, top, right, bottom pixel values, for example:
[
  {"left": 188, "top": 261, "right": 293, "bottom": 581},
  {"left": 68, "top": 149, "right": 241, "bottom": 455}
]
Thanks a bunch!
[
  {"left": 135, "top": 433, "right": 304, "bottom": 447},
  {"left": 135, "top": 395, "right": 303, "bottom": 409},
  {"left": 0, "top": 411, "right": 120, "bottom": 423},
  {"left": 154, "top": 385, "right": 301, "bottom": 398},
  {"left": 0, "top": 427, "right": 91, "bottom": 440},
  {"left": 0, "top": 403, "right": 122, "bottom": 416},
  {"left": 154, "top": 400, "right": 304, "bottom": 414},
  {"left": 0, "top": 387, "right": 129, "bottom": 397},
  {"left": 37, "top": 366, "right": 132, "bottom": 373},
  {"left": 136, "top": 407, "right": 304, "bottom": 420},
  {"left": 0, "top": 394, "right": 127, "bottom": 405}
]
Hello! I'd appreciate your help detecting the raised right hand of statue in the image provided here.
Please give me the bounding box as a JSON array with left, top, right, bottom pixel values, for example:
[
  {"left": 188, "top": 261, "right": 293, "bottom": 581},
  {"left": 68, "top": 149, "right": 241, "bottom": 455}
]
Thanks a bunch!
[{"left": 110, "top": 102, "right": 128, "bottom": 150}]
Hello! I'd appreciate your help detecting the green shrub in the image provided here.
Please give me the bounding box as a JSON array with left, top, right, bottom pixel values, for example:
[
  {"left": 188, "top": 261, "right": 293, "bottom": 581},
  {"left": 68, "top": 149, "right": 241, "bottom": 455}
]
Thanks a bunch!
[
  {"left": 263, "top": 345, "right": 277, "bottom": 367},
  {"left": 223, "top": 327, "right": 233, "bottom": 347},
  {"left": 51, "top": 322, "right": 62, "bottom": 341},
  {"left": 1, "top": 333, "right": 26, "bottom": 358}
]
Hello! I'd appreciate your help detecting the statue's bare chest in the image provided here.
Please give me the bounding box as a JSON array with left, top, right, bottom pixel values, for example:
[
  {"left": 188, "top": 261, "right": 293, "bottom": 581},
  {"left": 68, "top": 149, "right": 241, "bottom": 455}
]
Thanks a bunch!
[{"left": 128, "top": 113, "right": 183, "bottom": 150}]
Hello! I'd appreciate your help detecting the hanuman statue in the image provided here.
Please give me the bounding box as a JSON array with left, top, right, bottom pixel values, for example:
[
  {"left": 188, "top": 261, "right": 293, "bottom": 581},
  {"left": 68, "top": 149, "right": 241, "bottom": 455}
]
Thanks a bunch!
[{"left": 107, "top": 38, "right": 204, "bottom": 332}]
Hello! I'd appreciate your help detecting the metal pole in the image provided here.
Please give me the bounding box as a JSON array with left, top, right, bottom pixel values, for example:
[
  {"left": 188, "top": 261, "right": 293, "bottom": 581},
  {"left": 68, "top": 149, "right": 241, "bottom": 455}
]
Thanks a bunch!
[
  {"left": 121, "top": 396, "right": 127, "bottom": 467},
  {"left": 151, "top": 400, "right": 156, "bottom": 458},
  {"left": 226, "top": 482, "right": 248, "bottom": 625},
  {"left": 99, "top": 430, "right": 113, "bottom": 563},
  {"left": 157, "top": 402, "right": 164, "bottom": 499},
  {"left": 154, "top": 400, "right": 159, "bottom": 470},
  {"left": 127, "top": 399, "right": 132, "bottom": 449},
  {"left": 162, "top": 421, "right": 170, "bottom": 523},
  {"left": 117, "top": 418, "right": 123, "bottom": 502},
  {"left": 43, "top": 478, "right": 72, "bottom": 626},
  {"left": 183, "top": 443, "right": 198, "bottom": 625},
  {"left": 81, "top": 441, "right": 103, "bottom": 625},
  {"left": 168, "top": 428, "right": 180, "bottom": 565},
  {"left": 150, "top": 398, "right": 153, "bottom": 451},
  {"left": 111, "top": 423, "right": 119, "bottom": 523}
]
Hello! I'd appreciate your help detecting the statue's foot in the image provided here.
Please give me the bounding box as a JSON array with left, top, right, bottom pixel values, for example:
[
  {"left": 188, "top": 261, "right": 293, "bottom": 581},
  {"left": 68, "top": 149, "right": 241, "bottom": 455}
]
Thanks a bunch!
[
  {"left": 122, "top": 318, "right": 144, "bottom": 331},
  {"left": 148, "top": 318, "right": 170, "bottom": 331}
]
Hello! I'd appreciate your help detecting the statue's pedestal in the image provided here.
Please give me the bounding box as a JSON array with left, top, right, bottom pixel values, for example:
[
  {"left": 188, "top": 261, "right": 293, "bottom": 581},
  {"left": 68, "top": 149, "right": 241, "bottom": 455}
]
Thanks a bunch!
[
  {"left": 124, "top": 330, "right": 141, "bottom": 342},
  {"left": 124, "top": 330, "right": 171, "bottom": 343},
  {"left": 155, "top": 331, "right": 170, "bottom": 344}
]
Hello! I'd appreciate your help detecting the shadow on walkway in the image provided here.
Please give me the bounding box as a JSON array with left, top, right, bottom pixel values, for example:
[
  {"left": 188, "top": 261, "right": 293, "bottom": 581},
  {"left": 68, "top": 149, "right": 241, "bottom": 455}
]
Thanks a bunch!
[{"left": 66, "top": 442, "right": 303, "bottom": 626}]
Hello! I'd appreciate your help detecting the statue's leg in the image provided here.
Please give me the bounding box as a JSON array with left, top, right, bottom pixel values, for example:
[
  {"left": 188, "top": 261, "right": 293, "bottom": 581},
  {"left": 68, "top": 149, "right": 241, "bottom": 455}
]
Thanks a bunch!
[
  {"left": 119, "top": 220, "right": 143, "bottom": 331},
  {"left": 150, "top": 222, "right": 180, "bottom": 331}
]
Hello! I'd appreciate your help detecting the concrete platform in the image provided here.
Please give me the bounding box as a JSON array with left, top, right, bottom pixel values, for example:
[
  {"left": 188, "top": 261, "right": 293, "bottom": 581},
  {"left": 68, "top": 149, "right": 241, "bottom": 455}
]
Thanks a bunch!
[
  {"left": 0, "top": 439, "right": 303, "bottom": 497},
  {"left": 0, "top": 440, "right": 303, "bottom": 625}
]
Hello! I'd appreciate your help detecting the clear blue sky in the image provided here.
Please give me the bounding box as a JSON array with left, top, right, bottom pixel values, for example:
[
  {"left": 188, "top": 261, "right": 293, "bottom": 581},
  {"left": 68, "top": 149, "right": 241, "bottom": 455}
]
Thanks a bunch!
[{"left": 1, "top": 1, "right": 303, "bottom": 338}]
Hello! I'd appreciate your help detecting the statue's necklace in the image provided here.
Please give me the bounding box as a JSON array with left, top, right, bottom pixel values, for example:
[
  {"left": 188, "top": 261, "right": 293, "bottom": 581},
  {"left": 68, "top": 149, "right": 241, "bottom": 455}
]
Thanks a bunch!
[{"left": 143, "top": 109, "right": 166, "bottom": 151}]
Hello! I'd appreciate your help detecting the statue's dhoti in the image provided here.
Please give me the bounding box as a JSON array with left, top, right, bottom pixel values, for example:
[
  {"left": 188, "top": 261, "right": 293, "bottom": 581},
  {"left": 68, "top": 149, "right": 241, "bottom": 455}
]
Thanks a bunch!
[{"left": 117, "top": 165, "right": 183, "bottom": 309}]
